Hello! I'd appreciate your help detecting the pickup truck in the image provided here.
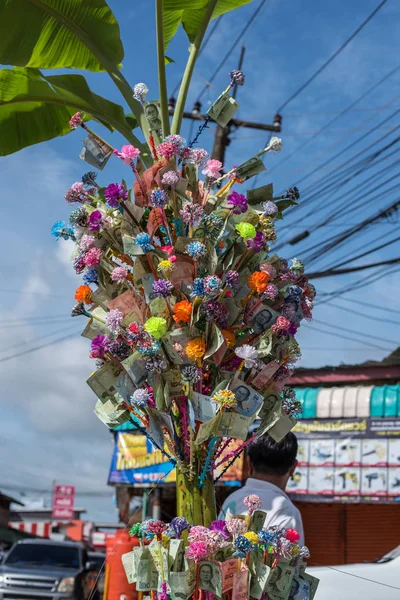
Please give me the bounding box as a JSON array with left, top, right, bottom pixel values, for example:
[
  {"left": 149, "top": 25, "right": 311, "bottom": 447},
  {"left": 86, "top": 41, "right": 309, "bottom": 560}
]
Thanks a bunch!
[{"left": 0, "top": 539, "right": 99, "bottom": 600}]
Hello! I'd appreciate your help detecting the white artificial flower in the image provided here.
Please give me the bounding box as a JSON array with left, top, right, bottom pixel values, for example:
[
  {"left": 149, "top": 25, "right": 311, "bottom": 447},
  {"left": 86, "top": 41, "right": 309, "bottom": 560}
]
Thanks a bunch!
[
  {"left": 265, "top": 136, "right": 282, "bottom": 152},
  {"left": 235, "top": 344, "right": 259, "bottom": 368}
]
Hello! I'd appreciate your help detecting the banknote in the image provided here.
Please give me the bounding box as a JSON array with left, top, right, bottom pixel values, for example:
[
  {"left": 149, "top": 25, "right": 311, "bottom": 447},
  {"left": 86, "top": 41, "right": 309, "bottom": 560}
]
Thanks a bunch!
[
  {"left": 207, "top": 92, "right": 239, "bottom": 127},
  {"left": 250, "top": 560, "right": 270, "bottom": 599},
  {"left": 235, "top": 156, "right": 266, "bottom": 182},
  {"left": 246, "top": 183, "right": 274, "bottom": 205}
]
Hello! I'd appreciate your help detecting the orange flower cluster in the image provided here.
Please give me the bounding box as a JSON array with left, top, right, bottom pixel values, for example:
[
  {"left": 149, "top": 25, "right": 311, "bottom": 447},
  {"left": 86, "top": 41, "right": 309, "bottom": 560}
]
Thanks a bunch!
[
  {"left": 186, "top": 338, "right": 206, "bottom": 361},
  {"left": 248, "top": 271, "right": 269, "bottom": 293},
  {"left": 221, "top": 329, "right": 235, "bottom": 348},
  {"left": 74, "top": 285, "right": 92, "bottom": 304},
  {"left": 173, "top": 299, "right": 192, "bottom": 324}
]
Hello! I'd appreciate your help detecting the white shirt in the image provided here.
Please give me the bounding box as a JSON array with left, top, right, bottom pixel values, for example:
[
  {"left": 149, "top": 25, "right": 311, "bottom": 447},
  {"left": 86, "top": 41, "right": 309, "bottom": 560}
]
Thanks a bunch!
[{"left": 218, "top": 478, "right": 304, "bottom": 545}]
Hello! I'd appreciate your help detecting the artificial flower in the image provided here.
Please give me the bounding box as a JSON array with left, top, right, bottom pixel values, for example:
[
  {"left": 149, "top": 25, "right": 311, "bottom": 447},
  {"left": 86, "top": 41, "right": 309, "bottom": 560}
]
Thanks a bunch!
[
  {"left": 83, "top": 247, "right": 103, "bottom": 266},
  {"left": 235, "top": 222, "right": 256, "bottom": 241},
  {"left": 144, "top": 317, "right": 167, "bottom": 339},
  {"left": 262, "top": 201, "right": 278, "bottom": 216},
  {"left": 235, "top": 344, "right": 258, "bottom": 368},
  {"left": 87, "top": 210, "right": 103, "bottom": 232},
  {"left": 264, "top": 136, "right": 282, "bottom": 152},
  {"left": 51, "top": 221, "right": 75, "bottom": 241},
  {"left": 150, "top": 189, "right": 169, "bottom": 208},
  {"left": 227, "top": 191, "right": 248, "bottom": 214},
  {"left": 186, "top": 241, "right": 207, "bottom": 259},
  {"left": 162, "top": 170, "right": 180, "bottom": 187},
  {"left": 133, "top": 82, "right": 149, "bottom": 103},
  {"left": 114, "top": 145, "right": 140, "bottom": 164},
  {"left": 212, "top": 389, "right": 237, "bottom": 409},
  {"left": 246, "top": 231, "right": 266, "bottom": 252},
  {"left": 180, "top": 202, "right": 204, "bottom": 227},
  {"left": 135, "top": 232, "right": 154, "bottom": 252},
  {"left": 202, "top": 159, "right": 222, "bottom": 179},
  {"left": 185, "top": 338, "right": 206, "bottom": 361},
  {"left": 221, "top": 329, "right": 235, "bottom": 348},
  {"left": 248, "top": 271, "right": 269, "bottom": 293},
  {"left": 83, "top": 268, "right": 99, "bottom": 286},
  {"left": 69, "top": 112, "right": 83, "bottom": 129},
  {"left": 230, "top": 69, "right": 245, "bottom": 85},
  {"left": 74, "top": 285, "right": 92, "bottom": 304},
  {"left": 111, "top": 266, "right": 128, "bottom": 284},
  {"left": 105, "top": 309, "right": 124, "bottom": 334},
  {"left": 65, "top": 182, "right": 89, "bottom": 204},
  {"left": 104, "top": 183, "right": 128, "bottom": 207},
  {"left": 152, "top": 279, "right": 173, "bottom": 298},
  {"left": 244, "top": 531, "right": 259, "bottom": 544},
  {"left": 225, "top": 270, "right": 240, "bottom": 288},
  {"left": 244, "top": 494, "right": 262, "bottom": 515},
  {"left": 173, "top": 300, "right": 192, "bottom": 324}
]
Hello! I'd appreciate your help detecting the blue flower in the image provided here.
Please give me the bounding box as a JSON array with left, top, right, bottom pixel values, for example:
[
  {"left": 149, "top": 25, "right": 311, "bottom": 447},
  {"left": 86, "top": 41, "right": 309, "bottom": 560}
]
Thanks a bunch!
[
  {"left": 186, "top": 241, "right": 207, "bottom": 259},
  {"left": 135, "top": 232, "right": 154, "bottom": 252},
  {"left": 189, "top": 278, "right": 205, "bottom": 298},
  {"left": 51, "top": 221, "right": 76, "bottom": 241},
  {"left": 83, "top": 268, "right": 99, "bottom": 286}
]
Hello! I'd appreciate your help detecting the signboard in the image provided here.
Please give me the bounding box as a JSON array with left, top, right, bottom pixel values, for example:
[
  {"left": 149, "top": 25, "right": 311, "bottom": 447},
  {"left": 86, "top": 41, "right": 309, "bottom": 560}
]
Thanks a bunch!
[
  {"left": 289, "top": 418, "right": 400, "bottom": 503},
  {"left": 52, "top": 485, "right": 75, "bottom": 519},
  {"left": 108, "top": 431, "right": 244, "bottom": 487}
]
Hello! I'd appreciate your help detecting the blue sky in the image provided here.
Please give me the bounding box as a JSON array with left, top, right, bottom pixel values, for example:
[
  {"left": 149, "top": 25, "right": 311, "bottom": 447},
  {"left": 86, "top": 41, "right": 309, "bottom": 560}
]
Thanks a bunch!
[{"left": 0, "top": 0, "right": 399, "bottom": 520}]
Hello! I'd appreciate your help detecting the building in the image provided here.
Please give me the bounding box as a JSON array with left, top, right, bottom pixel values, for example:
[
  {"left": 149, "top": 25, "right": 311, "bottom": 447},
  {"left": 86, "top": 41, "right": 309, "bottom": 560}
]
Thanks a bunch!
[{"left": 288, "top": 349, "right": 400, "bottom": 565}]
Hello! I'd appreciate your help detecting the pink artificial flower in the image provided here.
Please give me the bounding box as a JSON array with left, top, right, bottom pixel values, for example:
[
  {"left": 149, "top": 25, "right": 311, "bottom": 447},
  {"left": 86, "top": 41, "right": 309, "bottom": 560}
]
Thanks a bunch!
[
  {"left": 272, "top": 316, "right": 291, "bottom": 332},
  {"left": 260, "top": 263, "right": 277, "bottom": 279},
  {"left": 83, "top": 247, "right": 103, "bottom": 267},
  {"left": 202, "top": 159, "right": 223, "bottom": 179},
  {"left": 243, "top": 494, "right": 262, "bottom": 515},
  {"left": 114, "top": 145, "right": 141, "bottom": 165},
  {"left": 185, "top": 541, "right": 210, "bottom": 563},
  {"left": 69, "top": 112, "right": 83, "bottom": 129},
  {"left": 111, "top": 266, "right": 128, "bottom": 284}
]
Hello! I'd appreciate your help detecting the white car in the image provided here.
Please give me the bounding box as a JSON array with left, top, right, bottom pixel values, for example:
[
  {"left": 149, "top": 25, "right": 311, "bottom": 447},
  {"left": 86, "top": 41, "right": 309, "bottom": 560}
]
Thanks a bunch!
[{"left": 309, "top": 545, "right": 400, "bottom": 600}]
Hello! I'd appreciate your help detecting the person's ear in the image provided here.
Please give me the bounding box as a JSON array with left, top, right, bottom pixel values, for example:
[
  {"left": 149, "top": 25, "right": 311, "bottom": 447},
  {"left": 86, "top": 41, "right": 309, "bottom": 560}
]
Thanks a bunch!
[{"left": 289, "top": 459, "right": 298, "bottom": 477}]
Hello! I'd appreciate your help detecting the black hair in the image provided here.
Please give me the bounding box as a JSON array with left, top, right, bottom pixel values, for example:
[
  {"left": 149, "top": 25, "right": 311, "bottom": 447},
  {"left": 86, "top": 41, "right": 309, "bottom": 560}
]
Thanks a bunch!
[{"left": 247, "top": 432, "right": 298, "bottom": 476}]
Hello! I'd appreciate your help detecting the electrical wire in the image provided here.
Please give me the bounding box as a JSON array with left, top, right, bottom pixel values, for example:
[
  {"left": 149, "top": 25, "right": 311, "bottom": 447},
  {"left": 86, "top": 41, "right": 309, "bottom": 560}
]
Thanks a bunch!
[
  {"left": 311, "top": 317, "right": 400, "bottom": 346},
  {"left": 0, "top": 330, "right": 81, "bottom": 364},
  {"left": 0, "top": 324, "right": 84, "bottom": 355},
  {"left": 318, "top": 300, "right": 400, "bottom": 327},
  {"left": 196, "top": 0, "right": 270, "bottom": 102},
  {"left": 275, "top": 0, "right": 388, "bottom": 113},
  {"left": 329, "top": 295, "right": 400, "bottom": 316},
  {"left": 301, "top": 323, "right": 392, "bottom": 352}
]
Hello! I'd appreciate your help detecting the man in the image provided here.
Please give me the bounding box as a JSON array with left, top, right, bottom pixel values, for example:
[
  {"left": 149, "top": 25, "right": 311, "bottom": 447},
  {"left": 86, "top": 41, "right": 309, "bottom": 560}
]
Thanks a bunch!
[{"left": 219, "top": 432, "right": 304, "bottom": 544}]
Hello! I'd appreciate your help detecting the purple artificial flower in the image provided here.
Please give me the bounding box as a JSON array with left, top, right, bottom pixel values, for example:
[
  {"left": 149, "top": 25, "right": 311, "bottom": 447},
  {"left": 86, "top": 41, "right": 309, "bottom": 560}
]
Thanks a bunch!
[
  {"left": 150, "top": 189, "right": 169, "bottom": 208},
  {"left": 230, "top": 70, "right": 245, "bottom": 85},
  {"left": 90, "top": 335, "right": 111, "bottom": 359},
  {"left": 246, "top": 231, "right": 266, "bottom": 252},
  {"left": 104, "top": 183, "right": 128, "bottom": 207},
  {"left": 185, "top": 148, "right": 209, "bottom": 167},
  {"left": 65, "top": 182, "right": 89, "bottom": 204},
  {"left": 73, "top": 254, "right": 86, "bottom": 274},
  {"left": 227, "top": 191, "right": 248, "bottom": 215},
  {"left": 262, "top": 201, "right": 278, "bottom": 217},
  {"left": 111, "top": 266, "right": 128, "bottom": 284},
  {"left": 152, "top": 279, "right": 173, "bottom": 298},
  {"left": 210, "top": 520, "right": 230, "bottom": 539},
  {"left": 263, "top": 283, "right": 279, "bottom": 300},
  {"left": 171, "top": 517, "right": 190, "bottom": 538},
  {"left": 180, "top": 202, "right": 204, "bottom": 227},
  {"left": 203, "top": 275, "right": 222, "bottom": 297},
  {"left": 79, "top": 235, "right": 96, "bottom": 252},
  {"left": 88, "top": 210, "right": 103, "bottom": 232},
  {"left": 225, "top": 270, "right": 240, "bottom": 288},
  {"left": 162, "top": 170, "right": 180, "bottom": 187},
  {"left": 105, "top": 309, "right": 124, "bottom": 334},
  {"left": 203, "top": 300, "right": 229, "bottom": 328}
]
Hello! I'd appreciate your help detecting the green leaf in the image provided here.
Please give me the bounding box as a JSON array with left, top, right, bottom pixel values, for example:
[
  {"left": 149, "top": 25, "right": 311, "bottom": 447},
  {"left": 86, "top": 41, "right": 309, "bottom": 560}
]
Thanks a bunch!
[
  {"left": 0, "top": 0, "right": 124, "bottom": 72},
  {"left": 275, "top": 199, "right": 298, "bottom": 212},
  {"left": 163, "top": 0, "right": 253, "bottom": 51},
  {"left": 0, "top": 67, "right": 138, "bottom": 156}
]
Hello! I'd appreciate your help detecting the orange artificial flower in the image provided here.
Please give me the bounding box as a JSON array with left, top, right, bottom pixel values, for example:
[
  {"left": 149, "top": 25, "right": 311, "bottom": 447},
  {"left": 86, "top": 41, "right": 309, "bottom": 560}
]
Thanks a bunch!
[
  {"left": 186, "top": 338, "right": 206, "bottom": 362},
  {"left": 74, "top": 285, "right": 92, "bottom": 304},
  {"left": 248, "top": 271, "right": 269, "bottom": 293},
  {"left": 173, "top": 299, "right": 193, "bottom": 324},
  {"left": 221, "top": 329, "right": 235, "bottom": 348}
]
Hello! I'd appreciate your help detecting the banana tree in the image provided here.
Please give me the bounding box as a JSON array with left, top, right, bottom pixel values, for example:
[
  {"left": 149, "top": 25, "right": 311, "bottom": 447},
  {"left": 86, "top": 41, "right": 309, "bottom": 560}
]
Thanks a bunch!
[{"left": 0, "top": 0, "right": 252, "bottom": 163}]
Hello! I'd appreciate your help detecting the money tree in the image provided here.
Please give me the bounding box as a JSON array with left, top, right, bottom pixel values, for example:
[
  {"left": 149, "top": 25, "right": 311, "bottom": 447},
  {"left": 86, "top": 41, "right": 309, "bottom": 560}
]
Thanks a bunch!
[{"left": 0, "top": 0, "right": 313, "bottom": 527}]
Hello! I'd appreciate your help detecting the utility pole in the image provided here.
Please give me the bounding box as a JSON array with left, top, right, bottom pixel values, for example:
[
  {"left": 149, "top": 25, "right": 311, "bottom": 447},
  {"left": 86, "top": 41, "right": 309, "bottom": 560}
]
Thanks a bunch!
[{"left": 168, "top": 46, "right": 281, "bottom": 164}]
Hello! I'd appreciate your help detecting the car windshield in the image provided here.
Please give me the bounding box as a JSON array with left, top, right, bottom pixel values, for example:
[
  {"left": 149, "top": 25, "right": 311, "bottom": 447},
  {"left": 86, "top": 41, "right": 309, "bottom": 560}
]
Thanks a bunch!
[
  {"left": 88, "top": 554, "right": 105, "bottom": 570},
  {"left": 5, "top": 544, "right": 81, "bottom": 569},
  {"left": 375, "top": 545, "right": 400, "bottom": 563}
]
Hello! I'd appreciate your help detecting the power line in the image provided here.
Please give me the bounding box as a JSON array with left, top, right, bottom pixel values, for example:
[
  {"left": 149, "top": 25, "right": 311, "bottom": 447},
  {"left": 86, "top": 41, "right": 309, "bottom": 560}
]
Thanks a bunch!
[
  {"left": 308, "top": 256, "right": 400, "bottom": 279},
  {"left": 171, "top": 16, "right": 223, "bottom": 97},
  {"left": 0, "top": 330, "right": 80, "bottom": 364},
  {"left": 330, "top": 295, "right": 400, "bottom": 316},
  {"left": 275, "top": 0, "right": 388, "bottom": 113},
  {"left": 197, "top": 0, "right": 270, "bottom": 101},
  {"left": 321, "top": 300, "right": 400, "bottom": 327},
  {"left": 311, "top": 317, "right": 400, "bottom": 346},
  {"left": 0, "top": 324, "right": 82, "bottom": 356},
  {"left": 301, "top": 323, "right": 392, "bottom": 352}
]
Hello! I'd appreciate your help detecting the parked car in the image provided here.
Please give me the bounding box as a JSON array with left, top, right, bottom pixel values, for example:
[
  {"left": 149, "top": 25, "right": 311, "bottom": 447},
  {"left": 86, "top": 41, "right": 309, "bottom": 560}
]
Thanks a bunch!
[
  {"left": 308, "top": 545, "right": 400, "bottom": 600},
  {"left": 0, "top": 539, "right": 99, "bottom": 600},
  {"left": 86, "top": 553, "right": 105, "bottom": 596}
]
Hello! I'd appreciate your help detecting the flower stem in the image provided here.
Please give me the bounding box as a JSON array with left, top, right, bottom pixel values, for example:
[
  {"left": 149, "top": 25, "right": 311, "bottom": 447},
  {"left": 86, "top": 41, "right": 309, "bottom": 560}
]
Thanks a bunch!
[
  {"left": 156, "top": 0, "right": 171, "bottom": 137},
  {"left": 171, "top": 0, "right": 219, "bottom": 134}
]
